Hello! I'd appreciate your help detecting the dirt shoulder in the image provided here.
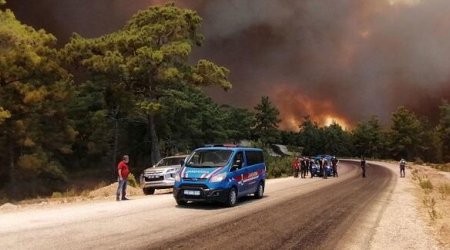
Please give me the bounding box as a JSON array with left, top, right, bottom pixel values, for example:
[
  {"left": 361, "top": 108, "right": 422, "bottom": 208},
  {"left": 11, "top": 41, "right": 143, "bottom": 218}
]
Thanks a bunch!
[
  {"left": 409, "top": 163, "right": 450, "bottom": 248},
  {"left": 370, "top": 161, "right": 446, "bottom": 249}
]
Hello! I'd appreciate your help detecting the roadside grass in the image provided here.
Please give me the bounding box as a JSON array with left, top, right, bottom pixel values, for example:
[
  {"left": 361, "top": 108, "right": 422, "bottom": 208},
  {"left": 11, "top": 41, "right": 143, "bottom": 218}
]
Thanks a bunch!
[
  {"left": 411, "top": 169, "right": 419, "bottom": 181},
  {"left": 430, "top": 163, "right": 450, "bottom": 172},
  {"left": 410, "top": 163, "right": 450, "bottom": 247},
  {"left": 51, "top": 187, "right": 91, "bottom": 202},
  {"left": 419, "top": 178, "right": 434, "bottom": 193},
  {"left": 438, "top": 183, "right": 450, "bottom": 199},
  {"left": 423, "top": 196, "right": 441, "bottom": 221}
]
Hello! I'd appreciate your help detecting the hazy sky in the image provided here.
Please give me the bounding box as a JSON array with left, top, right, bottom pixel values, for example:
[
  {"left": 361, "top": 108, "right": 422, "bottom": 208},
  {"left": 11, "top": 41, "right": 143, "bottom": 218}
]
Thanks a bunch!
[{"left": 6, "top": 0, "right": 450, "bottom": 130}]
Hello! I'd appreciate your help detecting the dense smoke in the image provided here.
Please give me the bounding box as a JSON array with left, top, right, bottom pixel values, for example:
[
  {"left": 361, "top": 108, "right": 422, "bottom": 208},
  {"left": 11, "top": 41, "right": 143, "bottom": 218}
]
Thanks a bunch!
[{"left": 7, "top": 0, "right": 450, "bottom": 130}]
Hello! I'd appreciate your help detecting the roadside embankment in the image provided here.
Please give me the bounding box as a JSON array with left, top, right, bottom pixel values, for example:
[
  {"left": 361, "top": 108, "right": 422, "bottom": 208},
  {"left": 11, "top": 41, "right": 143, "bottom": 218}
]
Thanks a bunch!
[{"left": 409, "top": 163, "right": 450, "bottom": 248}]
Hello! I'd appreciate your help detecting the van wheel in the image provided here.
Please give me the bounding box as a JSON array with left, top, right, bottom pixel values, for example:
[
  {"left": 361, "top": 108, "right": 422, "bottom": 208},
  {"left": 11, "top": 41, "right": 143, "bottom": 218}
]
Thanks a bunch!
[
  {"left": 254, "top": 182, "right": 264, "bottom": 199},
  {"left": 225, "top": 188, "right": 237, "bottom": 207},
  {"left": 143, "top": 188, "right": 155, "bottom": 195},
  {"left": 176, "top": 199, "right": 187, "bottom": 206}
]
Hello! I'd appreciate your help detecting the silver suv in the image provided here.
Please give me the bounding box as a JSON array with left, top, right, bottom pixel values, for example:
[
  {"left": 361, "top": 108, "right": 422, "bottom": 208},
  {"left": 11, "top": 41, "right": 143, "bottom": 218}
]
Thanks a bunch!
[{"left": 140, "top": 155, "right": 188, "bottom": 195}]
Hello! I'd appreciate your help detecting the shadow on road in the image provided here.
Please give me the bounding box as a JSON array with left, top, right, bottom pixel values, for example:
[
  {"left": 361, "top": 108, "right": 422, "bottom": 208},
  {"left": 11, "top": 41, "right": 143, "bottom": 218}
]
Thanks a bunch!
[{"left": 175, "top": 195, "right": 269, "bottom": 210}]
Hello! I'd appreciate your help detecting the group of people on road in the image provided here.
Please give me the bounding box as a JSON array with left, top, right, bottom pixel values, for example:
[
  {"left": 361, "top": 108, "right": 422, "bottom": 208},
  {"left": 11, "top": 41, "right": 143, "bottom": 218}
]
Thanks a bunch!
[
  {"left": 292, "top": 157, "right": 311, "bottom": 178},
  {"left": 292, "top": 156, "right": 339, "bottom": 179}
]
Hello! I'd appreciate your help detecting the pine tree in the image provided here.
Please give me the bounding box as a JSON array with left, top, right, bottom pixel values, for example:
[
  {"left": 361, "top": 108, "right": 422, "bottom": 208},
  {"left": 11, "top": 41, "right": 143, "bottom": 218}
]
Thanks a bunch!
[
  {"left": 298, "top": 116, "right": 323, "bottom": 156},
  {"left": 253, "top": 96, "right": 281, "bottom": 145},
  {"left": 389, "top": 107, "right": 423, "bottom": 160},
  {"left": 0, "top": 1, "right": 75, "bottom": 198},
  {"left": 63, "top": 4, "right": 231, "bottom": 165},
  {"left": 352, "top": 116, "right": 384, "bottom": 158}
]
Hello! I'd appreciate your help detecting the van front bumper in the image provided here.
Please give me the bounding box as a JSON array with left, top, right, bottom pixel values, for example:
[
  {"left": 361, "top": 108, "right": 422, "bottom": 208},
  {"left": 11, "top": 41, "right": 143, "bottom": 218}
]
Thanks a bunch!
[{"left": 173, "top": 185, "right": 229, "bottom": 203}]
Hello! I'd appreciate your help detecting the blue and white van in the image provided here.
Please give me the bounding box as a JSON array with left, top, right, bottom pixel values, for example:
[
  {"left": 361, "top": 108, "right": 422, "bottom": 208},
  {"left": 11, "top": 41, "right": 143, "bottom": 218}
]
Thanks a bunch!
[{"left": 173, "top": 145, "right": 266, "bottom": 207}]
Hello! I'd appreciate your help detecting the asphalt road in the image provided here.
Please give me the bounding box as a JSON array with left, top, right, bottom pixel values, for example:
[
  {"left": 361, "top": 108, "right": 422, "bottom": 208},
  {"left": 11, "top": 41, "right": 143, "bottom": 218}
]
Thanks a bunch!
[{"left": 0, "top": 161, "right": 395, "bottom": 250}]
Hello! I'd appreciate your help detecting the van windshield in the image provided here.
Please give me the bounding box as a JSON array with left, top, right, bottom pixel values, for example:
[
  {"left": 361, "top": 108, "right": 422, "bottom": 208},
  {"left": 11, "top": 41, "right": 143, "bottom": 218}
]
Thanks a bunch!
[{"left": 186, "top": 150, "right": 232, "bottom": 168}]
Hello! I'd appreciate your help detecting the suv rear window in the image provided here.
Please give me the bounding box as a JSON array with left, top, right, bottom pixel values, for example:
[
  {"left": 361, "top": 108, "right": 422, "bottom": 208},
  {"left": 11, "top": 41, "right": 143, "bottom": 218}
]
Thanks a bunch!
[{"left": 245, "top": 151, "right": 264, "bottom": 166}]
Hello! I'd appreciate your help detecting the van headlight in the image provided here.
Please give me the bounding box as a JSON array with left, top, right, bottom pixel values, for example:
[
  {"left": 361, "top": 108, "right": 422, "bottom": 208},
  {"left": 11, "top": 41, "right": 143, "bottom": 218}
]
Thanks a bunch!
[{"left": 210, "top": 173, "right": 227, "bottom": 183}]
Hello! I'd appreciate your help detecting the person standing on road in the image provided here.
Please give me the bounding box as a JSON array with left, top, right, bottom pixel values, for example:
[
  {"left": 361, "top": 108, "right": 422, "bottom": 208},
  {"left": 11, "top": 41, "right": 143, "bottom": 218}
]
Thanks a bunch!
[
  {"left": 309, "top": 158, "right": 314, "bottom": 178},
  {"left": 292, "top": 157, "right": 300, "bottom": 178},
  {"left": 331, "top": 156, "right": 339, "bottom": 177},
  {"left": 319, "top": 157, "right": 324, "bottom": 178},
  {"left": 400, "top": 159, "right": 406, "bottom": 178},
  {"left": 305, "top": 157, "right": 309, "bottom": 177},
  {"left": 360, "top": 157, "right": 366, "bottom": 178},
  {"left": 322, "top": 158, "right": 328, "bottom": 179},
  {"left": 305, "top": 157, "right": 310, "bottom": 177},
  {"left": 300, "top": 157, "right": 308, "bottom": 178},
  {"left": 117, "top": 155, "right": 130, "bottom": 201}
]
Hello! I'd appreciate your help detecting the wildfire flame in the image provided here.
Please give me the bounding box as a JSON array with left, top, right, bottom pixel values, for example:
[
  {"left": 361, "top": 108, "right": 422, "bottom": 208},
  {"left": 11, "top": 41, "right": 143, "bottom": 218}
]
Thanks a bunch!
[{"left": 273, "top": 85, "right": 350, "bottom": 131}]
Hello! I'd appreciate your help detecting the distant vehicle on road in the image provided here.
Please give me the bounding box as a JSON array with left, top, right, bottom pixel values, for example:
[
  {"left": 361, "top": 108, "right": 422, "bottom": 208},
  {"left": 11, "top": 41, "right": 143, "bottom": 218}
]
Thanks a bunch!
[
  {"left": 311, "top": 160, "right": 321, "bottom": 177},
  {"left": 173, "top": 145, "right": 266, "bottom": 207},
  {"left": 311, "top": 155, "right": 334, "bottom": 177},
  {"left": 140, "top": 155, "right": 189, "bottom": 195}
]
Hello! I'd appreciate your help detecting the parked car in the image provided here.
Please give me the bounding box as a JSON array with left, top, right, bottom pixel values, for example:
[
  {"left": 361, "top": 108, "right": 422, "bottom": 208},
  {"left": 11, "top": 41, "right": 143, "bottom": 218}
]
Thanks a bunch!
[
  {"left": 311, "top": 155, "right": 334, "bottom": 177},
  {"left": 173, "top": 145, "right": 266, "bottom": 207},
  {"left": 140, "top": 155, "right": 189, "bottom": 195},
  {"left": 311, "top": 160, "right": 321, "bottom": 177}
]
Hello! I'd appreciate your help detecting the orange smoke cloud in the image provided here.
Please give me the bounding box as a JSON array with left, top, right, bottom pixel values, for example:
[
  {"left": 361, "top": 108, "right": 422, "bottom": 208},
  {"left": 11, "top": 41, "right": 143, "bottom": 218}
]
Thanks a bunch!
[{"left": 273, "top": 85, "right": 350, "bottom": 131}]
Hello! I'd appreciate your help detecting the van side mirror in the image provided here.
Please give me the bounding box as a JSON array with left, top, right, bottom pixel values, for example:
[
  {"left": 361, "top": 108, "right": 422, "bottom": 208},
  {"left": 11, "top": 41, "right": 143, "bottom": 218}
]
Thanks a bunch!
[{"left": 180, "top": 160, "right": 185, "bottom": 167}]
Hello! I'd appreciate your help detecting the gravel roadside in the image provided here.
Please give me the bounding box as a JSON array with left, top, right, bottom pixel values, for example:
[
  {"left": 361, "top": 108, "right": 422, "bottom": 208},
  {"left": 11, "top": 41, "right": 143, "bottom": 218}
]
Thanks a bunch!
[{"left": 340, "top": 161, "right": 442, "bottom": 250}]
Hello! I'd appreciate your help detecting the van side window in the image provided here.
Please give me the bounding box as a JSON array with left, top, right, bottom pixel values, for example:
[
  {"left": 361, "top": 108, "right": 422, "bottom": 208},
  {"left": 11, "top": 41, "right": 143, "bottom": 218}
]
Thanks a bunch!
[
  {"left": 245, "top": 151, "right": 264, "bottom": 166},
  {"left": 233, "top": 152, "right": 244, "bottom": 168}
]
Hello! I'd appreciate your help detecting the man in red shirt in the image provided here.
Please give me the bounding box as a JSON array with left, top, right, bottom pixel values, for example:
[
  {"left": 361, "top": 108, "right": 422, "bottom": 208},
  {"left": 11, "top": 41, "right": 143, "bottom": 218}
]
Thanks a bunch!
[
  {"left": 292, "top": 158, "right": 300, "bottom": 178},
  {"left": 116, "top": 155, "right": 130, "bottom": 201}
]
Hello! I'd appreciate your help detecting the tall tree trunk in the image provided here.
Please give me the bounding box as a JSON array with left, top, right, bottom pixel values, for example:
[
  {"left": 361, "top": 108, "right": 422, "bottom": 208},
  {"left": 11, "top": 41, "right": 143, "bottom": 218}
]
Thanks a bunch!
[
  {"left": 148, "top": 114, "right": 160, "bottom": 165},
  {"left": 111, "top": 107, "right": 120, "bottom": 178},
  {"left": 112, "top": 117, "right": 119, "bottom": 175}
]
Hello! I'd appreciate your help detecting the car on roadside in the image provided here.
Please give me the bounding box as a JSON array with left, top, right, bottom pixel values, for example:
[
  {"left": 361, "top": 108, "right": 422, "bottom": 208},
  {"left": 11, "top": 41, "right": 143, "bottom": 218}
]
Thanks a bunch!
[
  {"left": 173, "top": 145, "right": 266, "bottom": 207},
  {"left": 311, "top": 155, "right": 334, "bottom": 177},
  {"left": 311, "top": 160, "right": 321, "bottom": 177},
  {"left": 140, "top": 155, "right": 189, "bottom": 195}
]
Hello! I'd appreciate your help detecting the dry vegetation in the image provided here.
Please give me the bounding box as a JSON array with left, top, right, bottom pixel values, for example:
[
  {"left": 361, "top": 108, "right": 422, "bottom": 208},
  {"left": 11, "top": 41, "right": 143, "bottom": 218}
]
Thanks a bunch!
[
  {"left": 429, "top": 163, "right": 450, "bottom": 172},
  {"left": 0, "top": 176, "right": 145, "bottom": 211},
  {"left": 410, "top": 164, "right": 450, "bottom": 248}
]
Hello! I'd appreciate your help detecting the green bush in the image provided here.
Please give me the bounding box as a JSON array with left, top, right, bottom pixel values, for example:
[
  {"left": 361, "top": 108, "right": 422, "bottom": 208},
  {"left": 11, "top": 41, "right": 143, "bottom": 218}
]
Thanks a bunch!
[
  {"left": 270, "top": 165, "right": 282, "bottom": 178},
  {"left": 127, "top": 173, "right": 138, "bottom": 188},
  {"left": 266, "top": 155, "right": 295, "bottom": 178}
]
